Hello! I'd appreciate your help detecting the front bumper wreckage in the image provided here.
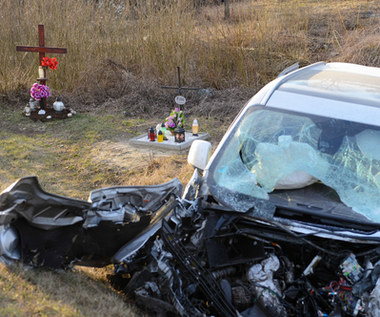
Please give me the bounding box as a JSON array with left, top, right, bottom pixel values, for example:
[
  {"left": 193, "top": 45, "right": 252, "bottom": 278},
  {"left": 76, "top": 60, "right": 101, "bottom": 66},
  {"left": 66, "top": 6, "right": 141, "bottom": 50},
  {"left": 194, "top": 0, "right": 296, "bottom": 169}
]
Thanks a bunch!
[{"left": 1, "top": 176, "right": 380, "bottom": 316}]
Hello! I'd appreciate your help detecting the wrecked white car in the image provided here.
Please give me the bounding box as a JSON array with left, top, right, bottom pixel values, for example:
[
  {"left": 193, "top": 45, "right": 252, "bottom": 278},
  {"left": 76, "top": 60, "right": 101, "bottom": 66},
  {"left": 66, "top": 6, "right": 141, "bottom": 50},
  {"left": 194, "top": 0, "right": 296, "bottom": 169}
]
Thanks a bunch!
[{"left": 2, "top": 62, "right": 380, "bottom": 316}]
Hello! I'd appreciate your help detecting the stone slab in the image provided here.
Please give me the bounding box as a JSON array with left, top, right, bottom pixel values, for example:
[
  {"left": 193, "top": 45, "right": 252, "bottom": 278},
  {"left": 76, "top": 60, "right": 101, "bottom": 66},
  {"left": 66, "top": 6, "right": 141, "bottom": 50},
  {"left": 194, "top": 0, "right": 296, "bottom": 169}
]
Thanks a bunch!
[{"left": 130, "top": 132, "right": 209, "bottom": 151}]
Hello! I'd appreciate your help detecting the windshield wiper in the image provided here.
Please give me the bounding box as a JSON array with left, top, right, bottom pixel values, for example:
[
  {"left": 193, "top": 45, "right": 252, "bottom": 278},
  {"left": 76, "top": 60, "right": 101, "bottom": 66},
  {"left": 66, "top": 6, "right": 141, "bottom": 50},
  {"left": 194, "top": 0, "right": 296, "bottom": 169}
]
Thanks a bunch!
[{"left": 272, "top": 201, "right": 380, "bottom": 232}]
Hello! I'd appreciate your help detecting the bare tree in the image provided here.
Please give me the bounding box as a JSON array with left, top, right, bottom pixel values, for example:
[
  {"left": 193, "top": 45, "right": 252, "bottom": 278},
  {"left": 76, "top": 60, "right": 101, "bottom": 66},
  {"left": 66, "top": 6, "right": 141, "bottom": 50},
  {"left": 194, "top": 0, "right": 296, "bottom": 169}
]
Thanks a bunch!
[
  {"left": 193, "top": 0, "right": 206, "bottom": 8},
  {"left": 224, "top": 0, "right": 230, "bottom": 19}
]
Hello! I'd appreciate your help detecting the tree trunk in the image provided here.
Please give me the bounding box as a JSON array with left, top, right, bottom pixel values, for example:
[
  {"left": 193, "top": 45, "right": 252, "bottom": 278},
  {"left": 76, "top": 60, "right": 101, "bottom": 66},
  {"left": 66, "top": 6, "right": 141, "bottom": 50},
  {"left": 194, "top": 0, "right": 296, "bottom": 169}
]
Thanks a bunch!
[
  {"left": 193, "top": 0, "right": 205, "bottom": 8},
  {"left": 224, "top": 0, "right": 230, "bottom": 19}
]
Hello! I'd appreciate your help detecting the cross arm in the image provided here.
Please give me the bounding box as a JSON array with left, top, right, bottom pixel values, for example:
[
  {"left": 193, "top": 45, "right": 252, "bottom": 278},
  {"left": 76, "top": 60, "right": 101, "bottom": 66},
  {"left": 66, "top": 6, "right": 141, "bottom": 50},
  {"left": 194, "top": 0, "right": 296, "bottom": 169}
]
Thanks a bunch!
[{"left": 16, "top": 46, "right": 67, "bottom": 54}]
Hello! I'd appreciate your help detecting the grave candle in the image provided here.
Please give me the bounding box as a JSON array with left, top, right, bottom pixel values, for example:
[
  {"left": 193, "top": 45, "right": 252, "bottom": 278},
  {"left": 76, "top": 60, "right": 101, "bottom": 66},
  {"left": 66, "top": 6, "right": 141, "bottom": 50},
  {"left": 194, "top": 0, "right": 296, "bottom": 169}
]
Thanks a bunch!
[
  {"left": 192, "top": 119, "right": 199, "bottom": 136},
  {"left": 157, "top": 130, "right": 164, "bottom": 143},
  {"left": 149, "top": 127, "right": 156, "bottom": 141},
  {"left": 38, "top": 66, "right": 47, "bottom": 79},
  {"left": 175, "top": 126, "right": 185, "bottom": 143}
]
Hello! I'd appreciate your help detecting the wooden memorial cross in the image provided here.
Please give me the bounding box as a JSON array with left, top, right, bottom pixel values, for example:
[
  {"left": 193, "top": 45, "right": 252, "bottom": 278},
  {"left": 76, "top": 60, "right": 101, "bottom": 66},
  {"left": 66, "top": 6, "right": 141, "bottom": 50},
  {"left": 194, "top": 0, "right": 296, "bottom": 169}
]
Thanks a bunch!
[{"left": 16, "top": 24, "right": 67, "bottom": 110}]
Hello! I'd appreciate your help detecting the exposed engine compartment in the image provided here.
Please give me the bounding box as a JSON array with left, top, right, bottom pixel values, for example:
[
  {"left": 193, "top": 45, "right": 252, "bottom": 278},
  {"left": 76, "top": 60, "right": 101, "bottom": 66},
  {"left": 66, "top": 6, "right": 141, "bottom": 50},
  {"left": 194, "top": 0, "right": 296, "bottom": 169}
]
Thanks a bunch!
[{"left": 110, "top": 200, "right": 380, "bottom": 317}]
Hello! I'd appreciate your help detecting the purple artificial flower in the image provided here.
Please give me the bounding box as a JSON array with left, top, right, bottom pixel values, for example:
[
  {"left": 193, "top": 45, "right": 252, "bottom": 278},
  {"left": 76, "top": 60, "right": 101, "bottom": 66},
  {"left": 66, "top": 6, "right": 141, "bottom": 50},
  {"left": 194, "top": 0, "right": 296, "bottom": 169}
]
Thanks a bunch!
[
  {"left": 174, "top": 107, "right": 179, "bottom": 112},
  {"left": 169, "top": 122, "right": 175, "bottom": 128},
  {"left": 30, "top": 83, "right": 51, "bottom": 101}
]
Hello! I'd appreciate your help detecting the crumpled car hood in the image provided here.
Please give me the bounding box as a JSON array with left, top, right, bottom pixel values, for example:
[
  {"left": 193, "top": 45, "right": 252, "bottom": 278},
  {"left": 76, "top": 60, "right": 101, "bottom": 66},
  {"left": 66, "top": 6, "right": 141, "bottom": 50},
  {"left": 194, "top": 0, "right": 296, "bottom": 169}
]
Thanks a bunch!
[{"left": 0, "top": 176, "right": 182, "bottom": 267}]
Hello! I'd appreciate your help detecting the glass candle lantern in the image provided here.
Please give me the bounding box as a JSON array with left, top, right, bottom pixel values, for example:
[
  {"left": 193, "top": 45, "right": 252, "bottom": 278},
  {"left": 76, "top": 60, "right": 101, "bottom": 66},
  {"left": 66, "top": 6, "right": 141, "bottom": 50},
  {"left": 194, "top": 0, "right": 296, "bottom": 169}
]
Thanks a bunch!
[
  {"left": 192, "top": 119, "right": 199, "bottom": 136},
  {"left": 38, "top": 66, "right": 47, "bottom": 79},
  {"left": 53, "top": 96, "right": 65, "bottom": 112},
  {"left": 161, "top": 123, "right": 167, "bottom": 140},
  {"left": 157, "top": 130, "right": 164, "bottom": 143},
  {"left": 29, "top": 98, "right": 37, "bottom": 111},
  {"left": 149, "top": 126, "right": 156, "bottom": 141},
  {"left": 174, "top": 126, "right": 185, "bottom": 143}
]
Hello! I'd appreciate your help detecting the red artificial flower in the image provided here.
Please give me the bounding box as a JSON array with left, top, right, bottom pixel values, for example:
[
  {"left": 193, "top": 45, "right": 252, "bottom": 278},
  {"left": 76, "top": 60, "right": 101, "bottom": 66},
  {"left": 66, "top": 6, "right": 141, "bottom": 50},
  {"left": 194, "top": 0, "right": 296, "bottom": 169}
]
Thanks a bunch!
[{"left": 41, "top": 57, "right": 58, "bottom": 70}]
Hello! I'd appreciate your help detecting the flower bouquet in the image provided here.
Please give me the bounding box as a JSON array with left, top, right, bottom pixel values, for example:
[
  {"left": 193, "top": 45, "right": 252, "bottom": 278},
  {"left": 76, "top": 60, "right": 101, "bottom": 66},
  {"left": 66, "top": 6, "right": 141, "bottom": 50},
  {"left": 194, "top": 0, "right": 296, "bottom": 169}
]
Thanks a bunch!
[
  {"left": 165, "top": 107, "right": 184, "bottom": 135},
  {"left": 41, "top": 57, "right": 58, "bottom": 70},
  {"left": 30, "top": 83, "right": 51, "bottom": 101}
]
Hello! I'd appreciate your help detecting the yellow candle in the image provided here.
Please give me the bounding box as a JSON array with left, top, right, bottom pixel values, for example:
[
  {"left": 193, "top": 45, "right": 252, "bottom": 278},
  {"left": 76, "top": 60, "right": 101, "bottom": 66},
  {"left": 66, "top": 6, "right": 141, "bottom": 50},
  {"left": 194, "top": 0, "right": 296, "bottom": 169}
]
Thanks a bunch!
[{"left": 157, "top": 131, "right": 164, "bottom": 142}]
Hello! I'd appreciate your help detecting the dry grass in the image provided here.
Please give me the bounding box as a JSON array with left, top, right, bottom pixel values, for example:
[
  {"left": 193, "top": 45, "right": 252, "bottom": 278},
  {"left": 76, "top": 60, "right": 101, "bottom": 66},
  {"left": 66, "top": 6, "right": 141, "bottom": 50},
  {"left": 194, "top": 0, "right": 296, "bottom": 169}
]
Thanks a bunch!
[
  {"left": 0, "top": 107, "right": 204, "bottom": 199},
  {"left": 2, "top": 0, "right": 380, "bottom": 108},
  {"left": 0, "top": 264, "right": 139, "bottom": 317},
  {"left": 339, "top": 27, "right": 380, "bottom": 66}
]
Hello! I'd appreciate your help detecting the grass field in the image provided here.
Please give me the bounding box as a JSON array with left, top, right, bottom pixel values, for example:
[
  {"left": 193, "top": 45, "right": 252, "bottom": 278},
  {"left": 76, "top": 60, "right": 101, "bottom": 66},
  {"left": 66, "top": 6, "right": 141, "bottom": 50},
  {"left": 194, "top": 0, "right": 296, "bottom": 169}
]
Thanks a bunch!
[
  {"left": 0, "top": 105, "right": 221, "bottom": 316},
  {"left": 2, "top": 0, "right": 380, "bottom": 107},
  {"left": 2, "top": 0, "right": 380, "bottom": 315},
  {"left": 0, "top": 264, "right": 134, "bottom": 316}
]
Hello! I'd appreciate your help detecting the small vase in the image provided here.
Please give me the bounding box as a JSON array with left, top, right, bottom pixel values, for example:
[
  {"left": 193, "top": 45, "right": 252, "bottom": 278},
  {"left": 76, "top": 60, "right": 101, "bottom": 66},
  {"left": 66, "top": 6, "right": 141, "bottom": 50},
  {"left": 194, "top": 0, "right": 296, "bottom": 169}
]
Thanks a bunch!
[
  {"left": 169, "top": 129, "right": 175, "bottom": 136},
  {"left": 39, "top": 99, "right": 46, "bottom": 110}
]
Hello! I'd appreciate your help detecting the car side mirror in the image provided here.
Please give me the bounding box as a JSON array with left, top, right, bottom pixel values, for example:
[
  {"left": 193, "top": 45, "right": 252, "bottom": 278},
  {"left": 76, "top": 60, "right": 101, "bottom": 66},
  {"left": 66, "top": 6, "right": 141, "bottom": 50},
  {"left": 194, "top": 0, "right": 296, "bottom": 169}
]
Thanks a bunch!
[{"left": 187, "top": 140, "right": 212, "bottom": 171}]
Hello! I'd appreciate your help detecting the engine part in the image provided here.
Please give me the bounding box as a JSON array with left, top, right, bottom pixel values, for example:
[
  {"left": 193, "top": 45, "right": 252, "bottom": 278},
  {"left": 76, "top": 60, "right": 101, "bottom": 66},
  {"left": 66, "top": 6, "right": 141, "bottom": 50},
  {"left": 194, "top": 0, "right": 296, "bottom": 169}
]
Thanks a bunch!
[
  {"left": 247, "top": 254, "right": 287, "bottom": 317},
  {"left": 161, "top": 220, "right": 238, "bottom": 317},
  {"left": 353, "top": 261, "right": 380, "bottom": 297},
  {"left": 212, "top": 267, "right": 237, "bottom": 280},
  {"left": 134, "top": 286, "right": 178, "bottom": 316},
  {"left": 204, "top": 212, "right": 265, "bottom": 268},
  {"left": 231, "top": 284, "right": 252, "bottom": 310},
  {"left": 303, "top": 255, "right": 322, "bottom": 276},
  {"left": 340, "top": 253, "right": 364, "bottom": 284},
  {"left": 368, "top": 278, "right": 380, "bottom": 317}
]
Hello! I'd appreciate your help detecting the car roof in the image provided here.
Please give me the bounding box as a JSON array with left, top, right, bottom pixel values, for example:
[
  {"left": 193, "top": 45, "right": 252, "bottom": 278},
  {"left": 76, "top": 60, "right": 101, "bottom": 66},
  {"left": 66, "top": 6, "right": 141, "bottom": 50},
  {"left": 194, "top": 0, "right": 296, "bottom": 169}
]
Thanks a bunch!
[{"left": 251, "top": 62, "right": 380, "bottom": 126}]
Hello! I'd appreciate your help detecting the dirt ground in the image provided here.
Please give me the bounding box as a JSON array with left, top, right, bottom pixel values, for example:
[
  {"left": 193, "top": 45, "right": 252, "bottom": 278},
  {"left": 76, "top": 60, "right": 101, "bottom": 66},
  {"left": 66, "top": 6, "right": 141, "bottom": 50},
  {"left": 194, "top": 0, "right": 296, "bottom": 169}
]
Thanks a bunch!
[{"left": 89, "top": 139, "right": 188, "bottom": 171}]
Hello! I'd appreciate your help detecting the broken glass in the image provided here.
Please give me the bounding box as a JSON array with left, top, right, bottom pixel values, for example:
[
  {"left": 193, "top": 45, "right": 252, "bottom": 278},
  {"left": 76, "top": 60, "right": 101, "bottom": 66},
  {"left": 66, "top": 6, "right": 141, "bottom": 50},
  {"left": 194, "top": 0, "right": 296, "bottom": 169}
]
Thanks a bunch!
[{"left": 210, "top": 107, "right": 380, "bottom": 222}]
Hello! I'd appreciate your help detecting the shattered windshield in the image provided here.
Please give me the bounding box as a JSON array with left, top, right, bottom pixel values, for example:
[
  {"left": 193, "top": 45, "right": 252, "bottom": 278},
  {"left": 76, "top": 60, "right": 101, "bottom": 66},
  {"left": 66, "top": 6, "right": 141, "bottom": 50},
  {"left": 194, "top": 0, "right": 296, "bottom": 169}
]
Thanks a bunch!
[{"left": 209, "top": 106, "right": 380, "bottom": 222}]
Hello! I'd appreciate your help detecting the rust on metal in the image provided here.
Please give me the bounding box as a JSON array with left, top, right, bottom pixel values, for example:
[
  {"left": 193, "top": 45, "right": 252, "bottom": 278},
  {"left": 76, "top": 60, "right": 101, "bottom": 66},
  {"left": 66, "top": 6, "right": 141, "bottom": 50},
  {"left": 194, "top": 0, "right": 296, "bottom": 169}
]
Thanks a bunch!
[{"left": 16, "top": 24, "right": 67, "bottom": 67}]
